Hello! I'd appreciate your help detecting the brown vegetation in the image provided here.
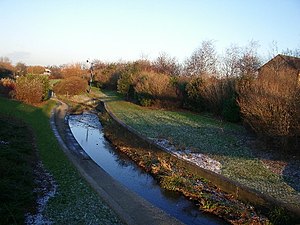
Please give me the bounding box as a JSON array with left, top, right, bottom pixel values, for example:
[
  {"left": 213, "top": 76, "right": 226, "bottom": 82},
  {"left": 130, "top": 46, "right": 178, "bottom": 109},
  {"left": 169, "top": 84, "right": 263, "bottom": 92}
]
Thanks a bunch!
[
  {"left": 1, "top": 42, "right": 299, "bottom": 154},
  {"left": 134, "top": 72, "right": 178, "bottom": 107},
  {"left": 15, "top": 62, "right": 28, "bottom": 77},
  {"left": 152, "top": 52, "right": 181, "bottom": 76},
  {"left": 14, "top": 74, "right": 49, "bottom": 104},
  {"left": 238, "top": 54, "right": 300, "bottom": 152},
  {"left": 0, "top": 57, "right": 15, "bottom": 78},
  {"left": 94, "top": 63, "right": 122, "bottom": 89},
  {"left": 93, "top": 43, "right": 300, "bottom": 154},
  {"left": 48, "top": 66, "right": 63, "bottom": 79},
  {"left": 61, "top": 63, "right": 85, "bottom": 79},
  {"left": 0, "top": 78, "right": 15, "bottom": 97},
  {"left": 238, "top": 72, "right": 300, "bottom": 151},
  {"left": 183, "top": 76, "right": 240, "bottom": 121},
  {"left": 27, "top": 65, "right": 45, "bottom": 75},
  {"left": 53, "top": 76, "right": 88, "bottom": 96}
]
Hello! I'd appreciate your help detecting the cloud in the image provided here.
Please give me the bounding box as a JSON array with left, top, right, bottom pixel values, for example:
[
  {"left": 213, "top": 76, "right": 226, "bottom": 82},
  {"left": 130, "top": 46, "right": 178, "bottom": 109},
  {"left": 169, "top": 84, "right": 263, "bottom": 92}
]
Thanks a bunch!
[{"left": 6, "top": 51, "right": 31, "bottom": 63}]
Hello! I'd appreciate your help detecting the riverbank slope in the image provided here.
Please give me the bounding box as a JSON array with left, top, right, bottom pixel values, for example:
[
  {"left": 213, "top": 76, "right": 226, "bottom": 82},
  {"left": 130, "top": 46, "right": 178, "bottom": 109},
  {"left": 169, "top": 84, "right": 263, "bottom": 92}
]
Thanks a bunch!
[
  {"left": 99, "top": 90, "right": 300, "bottom": 224},
  {"left": 0, "top": 97, "right": 123, "bottom": 224},
  {"left": 51, "top": 99, "right": 184, "bottom": 225}
]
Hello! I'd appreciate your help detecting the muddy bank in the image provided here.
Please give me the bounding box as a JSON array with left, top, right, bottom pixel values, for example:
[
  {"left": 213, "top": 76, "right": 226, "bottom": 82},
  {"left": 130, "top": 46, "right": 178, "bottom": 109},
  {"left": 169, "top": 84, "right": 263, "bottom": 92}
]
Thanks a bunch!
[{"left": 97, "top": 102, "right": 276, "bottom": 224}]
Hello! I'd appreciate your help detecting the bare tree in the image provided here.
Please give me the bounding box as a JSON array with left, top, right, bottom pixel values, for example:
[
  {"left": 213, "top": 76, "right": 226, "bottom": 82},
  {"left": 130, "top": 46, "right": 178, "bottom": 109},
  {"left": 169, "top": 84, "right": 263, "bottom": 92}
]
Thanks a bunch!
[
  {"left": 237, "top": 41, "right": 261, "bottom": 77},
  {"left": 152, "top": 52, "right": 181, "bottom": 76},
  {"left": 15, "top": 62, "right": 27, "bottom": 77},
  {"left": 267, "top": 40, "right": 279, "bottom": 60},
  {"left": 267, "top": 41, "right": 300, "bottom": 59},
  {"left": 184, "top": 40, "right": 218, "bottom": 76},
  {"left": 0, "top": 57, "right": 14, "bottom": 78},
  {"left": 282, "top": 48, "right": 300, "bottom": 57},
  {"left": 49, "top": 65, "right": 63, "bottom": 79},
  {"left": 221, "top": 44, "right": 241, "bottom": 77}
]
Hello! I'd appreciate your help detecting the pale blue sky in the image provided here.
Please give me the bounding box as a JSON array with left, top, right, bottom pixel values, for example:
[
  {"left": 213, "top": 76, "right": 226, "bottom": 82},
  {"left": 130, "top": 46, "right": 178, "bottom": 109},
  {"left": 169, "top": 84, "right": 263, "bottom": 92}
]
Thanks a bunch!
[{"left": 0, "top": 0, "right": 299, "bottom": 66}]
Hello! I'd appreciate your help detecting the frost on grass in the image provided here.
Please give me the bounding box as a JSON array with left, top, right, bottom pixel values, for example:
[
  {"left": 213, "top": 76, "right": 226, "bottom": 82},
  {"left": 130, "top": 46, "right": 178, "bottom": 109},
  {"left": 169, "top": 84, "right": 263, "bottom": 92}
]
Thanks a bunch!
[
  {"left": 25, "top": 161, "right": 57, "bottom": 225},
  {"left": 0, "top": 140, "right": 9, "bottom": 145},
  {"left": 153, "top": 138, "right": 222, "bottom": 174}
]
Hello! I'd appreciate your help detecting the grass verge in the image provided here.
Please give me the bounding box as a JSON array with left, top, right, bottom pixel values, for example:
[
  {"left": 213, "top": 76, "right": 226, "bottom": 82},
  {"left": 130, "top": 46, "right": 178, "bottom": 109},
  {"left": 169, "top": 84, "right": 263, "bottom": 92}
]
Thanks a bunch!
[
  {"left": 101, "top": 90, "right": 300, "bottom": 208},
  {"left": 99, "top": 110, "right": 270, "bottom": 224},
  {"left": 0, "top": 97, "right": 123, "bottom": 224},
  {"left": 0, "top": 115, "right": 35, "bottom": 224}
]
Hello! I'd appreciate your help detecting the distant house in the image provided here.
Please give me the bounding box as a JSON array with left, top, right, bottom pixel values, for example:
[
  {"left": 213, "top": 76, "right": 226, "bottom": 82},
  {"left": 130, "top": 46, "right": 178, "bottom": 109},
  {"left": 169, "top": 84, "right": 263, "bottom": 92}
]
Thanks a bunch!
[
  {"left": 258, "top": 54, "right": 300, "bottom": 84},
  {"left": 43, "top": 68, "right": 51, "bottom": 76}
]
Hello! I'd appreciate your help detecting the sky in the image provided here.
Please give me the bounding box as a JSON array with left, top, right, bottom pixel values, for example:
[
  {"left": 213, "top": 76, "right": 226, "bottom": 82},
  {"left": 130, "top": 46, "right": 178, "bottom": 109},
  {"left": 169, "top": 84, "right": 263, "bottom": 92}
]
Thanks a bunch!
[{"left": 0, "top": 0, "right": 299, "bottom": 66}]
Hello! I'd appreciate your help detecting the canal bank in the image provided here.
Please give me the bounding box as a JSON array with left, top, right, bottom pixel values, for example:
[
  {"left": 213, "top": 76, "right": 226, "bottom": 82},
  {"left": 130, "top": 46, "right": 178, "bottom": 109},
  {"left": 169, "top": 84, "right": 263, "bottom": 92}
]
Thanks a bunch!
[
  {"left": 98, "top": 100, "right": 300, "bottom": 224},
  {"left": 51, "top": 100, "right": 184, "bottom": 225},
  {"left": 68, "top": 112, "right": 228, "bottom": 225},
  {"left": 50, "top": 94, "right": 298, "bottom": 223}
]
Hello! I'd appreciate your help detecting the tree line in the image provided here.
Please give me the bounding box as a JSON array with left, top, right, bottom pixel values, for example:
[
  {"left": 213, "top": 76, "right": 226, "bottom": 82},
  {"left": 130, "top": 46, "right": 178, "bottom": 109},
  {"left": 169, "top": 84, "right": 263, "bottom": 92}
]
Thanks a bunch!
[{"left": 0, "top": 41, "right": 299, "bottom": 153}]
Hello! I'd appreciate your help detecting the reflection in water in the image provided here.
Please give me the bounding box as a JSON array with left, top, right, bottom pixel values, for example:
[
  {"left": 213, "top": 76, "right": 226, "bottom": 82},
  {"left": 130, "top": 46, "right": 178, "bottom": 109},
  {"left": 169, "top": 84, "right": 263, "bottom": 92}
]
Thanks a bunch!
[{"left": 68, "top": 113, "right": 227, "bottom": 225}]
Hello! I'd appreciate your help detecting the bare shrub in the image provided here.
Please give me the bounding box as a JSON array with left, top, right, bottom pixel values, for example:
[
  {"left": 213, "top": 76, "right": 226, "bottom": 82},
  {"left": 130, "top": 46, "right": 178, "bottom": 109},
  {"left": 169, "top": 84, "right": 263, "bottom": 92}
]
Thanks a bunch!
[
  {"left": 185, "top": 75, "right": 240, "bottom": 121},
  {"left": 15, "top": 62, "right": 28, "bottom": 77},
  {"left": 14, "top": 74, "right": 46, "bottom": 104},
  {"left": 169, "top": 76, "right": 190, "bottom": 108},
  {"left": 201, "top": 77, "right": 228, "bottom": 113},
  {"left": 185, "top": 76, "right": 206, "bottom": 111},
  {"left": 117, "top": 63, "right": 140, "bottom": 98},
  {"left": 134, "top": 72, "right": 177, "bottom": 107},
  {"left": 94, "top": 63, "right": 122, "bottom": 89},
  {"left": 27, "top": 65, "right": 45, "bottom": 75},
  {"left": 135, "top": 59, "right": 153, "bottom": 73},
  {"left": 0, "top": 57, "right": 14, "bottom": 78},
  {"left": 0, "top": 78, "right": 16, "bottom": 97},
  {"left": 238, "top": 73, "right": 300, "bottom": 151},
  {"left": 49, "top": 65, "right": 63, "bottom": 79},
  {"left": 61, "top": 63, "right": 84, "bottom": 79},
  {"left": 53, "top": 76, "right": 88, "bottom": 96}
]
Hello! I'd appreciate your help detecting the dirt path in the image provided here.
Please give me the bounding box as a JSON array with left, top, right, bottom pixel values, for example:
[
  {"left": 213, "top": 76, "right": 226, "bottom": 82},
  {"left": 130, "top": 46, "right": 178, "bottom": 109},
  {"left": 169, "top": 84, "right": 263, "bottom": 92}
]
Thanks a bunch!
[{"left": 50, "top": 99, "right": 183, "bottom": 225}]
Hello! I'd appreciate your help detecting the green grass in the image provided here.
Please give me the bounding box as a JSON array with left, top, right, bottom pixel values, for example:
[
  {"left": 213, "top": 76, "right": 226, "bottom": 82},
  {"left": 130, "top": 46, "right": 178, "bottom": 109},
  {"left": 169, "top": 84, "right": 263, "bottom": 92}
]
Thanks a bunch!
[
  {"left": 0, "top": 115, "right": 35, "bottom": 224},
  {"left": 0, "top": 97, "right": 123, "bottom": 224},
  {"left": 88, "top": 86, "right": 107, "bottom": 97},
  {"left": 102, "top": 91, "right": 300, "bottom": 207},
  {"left": 49, "top": 79, "right": 61, "bottom": 87}
]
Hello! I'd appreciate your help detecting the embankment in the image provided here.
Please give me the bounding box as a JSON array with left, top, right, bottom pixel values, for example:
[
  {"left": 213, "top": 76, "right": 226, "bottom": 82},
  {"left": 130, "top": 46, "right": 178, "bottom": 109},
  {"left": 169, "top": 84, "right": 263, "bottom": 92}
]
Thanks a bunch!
[{"left": 97, "top": 100, "right": 300, "bottom": 224}]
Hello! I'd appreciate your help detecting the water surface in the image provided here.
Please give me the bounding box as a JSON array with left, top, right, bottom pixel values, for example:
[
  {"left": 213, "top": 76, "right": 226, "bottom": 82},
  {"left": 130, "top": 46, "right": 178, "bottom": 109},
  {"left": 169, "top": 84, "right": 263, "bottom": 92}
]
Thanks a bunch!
[{"left": 68, "top": 113, "right": 227, "bottom": 225}]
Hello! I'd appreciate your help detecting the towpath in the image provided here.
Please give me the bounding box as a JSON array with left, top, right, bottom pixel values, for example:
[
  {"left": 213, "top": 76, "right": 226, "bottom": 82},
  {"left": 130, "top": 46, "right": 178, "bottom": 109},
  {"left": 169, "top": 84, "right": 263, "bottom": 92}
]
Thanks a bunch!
[{"left": 50, "top": 99, "right": 183, "bottom": 225}]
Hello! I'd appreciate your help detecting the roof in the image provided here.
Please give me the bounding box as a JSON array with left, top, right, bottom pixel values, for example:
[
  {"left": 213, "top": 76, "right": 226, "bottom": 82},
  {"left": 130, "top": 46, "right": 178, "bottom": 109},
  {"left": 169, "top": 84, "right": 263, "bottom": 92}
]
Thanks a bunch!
[
  {"left": 259, "top": 54, "right": 300, "bottom": 72},
  {"left": 276, "top": 54, "right": 300, "bottom": 70}
]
